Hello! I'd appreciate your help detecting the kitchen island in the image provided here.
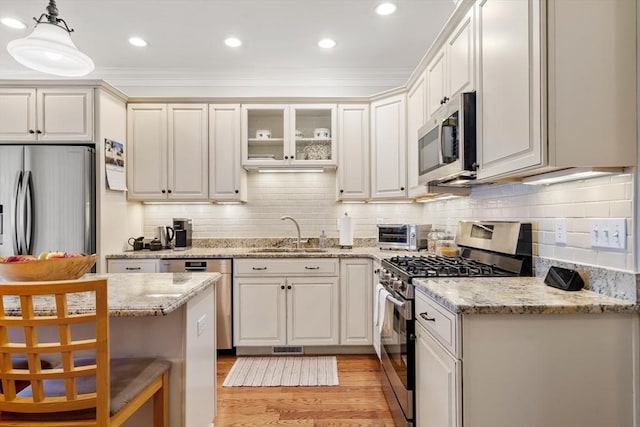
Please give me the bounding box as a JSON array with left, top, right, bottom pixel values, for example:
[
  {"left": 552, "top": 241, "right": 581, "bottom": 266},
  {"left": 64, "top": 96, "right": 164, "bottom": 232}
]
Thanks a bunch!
[
  {"left": 3, "top": 272, "right": 220, "bottom": 427},
  {"left": 413, "top": 276, "right": 638, "bottom": 427}
]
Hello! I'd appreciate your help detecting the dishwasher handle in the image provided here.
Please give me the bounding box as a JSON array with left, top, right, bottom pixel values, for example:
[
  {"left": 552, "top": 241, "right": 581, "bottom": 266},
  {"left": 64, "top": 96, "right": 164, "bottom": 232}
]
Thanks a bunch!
[{"left": 185, "top": 266, "right": 208, "bottom": 272}]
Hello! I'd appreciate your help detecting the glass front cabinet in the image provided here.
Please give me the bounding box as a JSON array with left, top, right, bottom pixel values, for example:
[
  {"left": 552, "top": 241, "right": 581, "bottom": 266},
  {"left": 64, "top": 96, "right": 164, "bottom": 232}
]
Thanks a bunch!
[{"left": 242, "top": 104, "right": 337, "bottom": 168}]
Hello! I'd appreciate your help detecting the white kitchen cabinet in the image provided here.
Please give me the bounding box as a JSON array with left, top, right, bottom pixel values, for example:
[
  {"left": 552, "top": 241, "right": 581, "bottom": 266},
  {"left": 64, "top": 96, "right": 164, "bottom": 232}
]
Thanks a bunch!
[
  {"left": 127, "top": 103, "right": 208, "bottom": 201},
  {"left": 415, "top": 322, "right": 460, "bottom": 427},
  {"left": 233, "top": 258, "right": 340, "bottom": 347},
  {"left": 426, "top": 7, "right": 475, "bottom": 121},
  {"left": 370, "top": 93, "right": 407, "bottom": 199},
  {"left": 476, "top": 0, "right": 636, "bottom": 181},
  {"left": 106, "top": 259, "right": 161, "bottom": 273},
  {"left": 209, "top": 104, "right": 246, "bottom": 202},
  {"left": 339, "top": 259, "right": 372, "bottom": 345},
  {"left": 406, "top": 73, "right": 427, "bottom": 198},
  {"left": 337, "top": 104, "right": 370, "bottom": 201},
  {"left": 242, "top": 104, "right": 337, "bottom": 168},
  {"left": 414, "top": 288, "right": 637, "bottom": 427},
  {"left": 0, "top": 87, "right": 93, "bottom": 142}
]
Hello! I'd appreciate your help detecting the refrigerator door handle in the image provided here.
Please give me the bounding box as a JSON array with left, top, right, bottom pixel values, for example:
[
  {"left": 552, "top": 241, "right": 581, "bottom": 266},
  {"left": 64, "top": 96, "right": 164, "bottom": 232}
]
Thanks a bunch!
[
  {"left": 23, "top": 171, "right": 34, "bottom": 255},
  {"left": 12, "top": 171, "right": 23, "bottom": 254}
]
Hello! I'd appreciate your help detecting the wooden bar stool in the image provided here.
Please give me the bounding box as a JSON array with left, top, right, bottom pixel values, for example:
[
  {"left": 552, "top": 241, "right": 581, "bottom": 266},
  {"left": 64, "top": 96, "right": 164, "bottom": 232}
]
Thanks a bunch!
[{"left": 0, "top": 278, "right": 169, "bottom": 426}]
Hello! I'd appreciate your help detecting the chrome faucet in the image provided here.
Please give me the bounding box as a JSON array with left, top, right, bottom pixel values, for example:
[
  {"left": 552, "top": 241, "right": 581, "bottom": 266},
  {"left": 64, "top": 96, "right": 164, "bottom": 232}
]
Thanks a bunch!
[{"left": 280, "top": 216, "right": 301, "bottom": 248}]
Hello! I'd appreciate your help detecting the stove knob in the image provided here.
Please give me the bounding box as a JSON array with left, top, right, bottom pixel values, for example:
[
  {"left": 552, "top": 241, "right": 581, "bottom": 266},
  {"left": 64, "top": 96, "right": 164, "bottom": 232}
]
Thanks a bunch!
[{"left": 393, "top": 279, "right": 403, "bottom": 289}]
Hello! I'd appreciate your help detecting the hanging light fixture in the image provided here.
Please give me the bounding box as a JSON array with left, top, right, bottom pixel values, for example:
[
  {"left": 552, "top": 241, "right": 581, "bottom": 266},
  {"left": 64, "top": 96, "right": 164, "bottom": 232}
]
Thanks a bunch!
[{"left": 7, "top": 0, "right": 94, "bottom": 77}]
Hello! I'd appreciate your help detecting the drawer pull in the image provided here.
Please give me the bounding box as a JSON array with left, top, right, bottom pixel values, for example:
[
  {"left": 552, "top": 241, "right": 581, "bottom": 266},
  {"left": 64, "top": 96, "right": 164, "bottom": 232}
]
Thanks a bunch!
[
  {"left": 304, "top": 266, "right": 320, "bottom": 270},
  {"left": 420, "top": 312, "right": 436, "bottom": 322},
  {"left": 125, "top": 267, "right": 141, "bottom": 271},
  {"left": 252, "top": 267, "right": 267, "bottom": 271}
]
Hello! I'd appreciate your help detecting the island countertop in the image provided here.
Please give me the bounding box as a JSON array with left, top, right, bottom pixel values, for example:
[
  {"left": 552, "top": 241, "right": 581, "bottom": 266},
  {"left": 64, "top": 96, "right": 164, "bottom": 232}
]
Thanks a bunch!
[
  {"left": 414, "top": 276, "right": 637, "bottom": 315},
  {"left": 2, "top": 272, "right": 221, "bottom": 317}
]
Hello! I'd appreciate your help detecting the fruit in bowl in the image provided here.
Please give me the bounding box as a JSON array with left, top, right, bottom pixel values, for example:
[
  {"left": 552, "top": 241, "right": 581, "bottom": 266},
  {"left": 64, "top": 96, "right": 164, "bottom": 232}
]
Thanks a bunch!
[{"left": 0, "top": 253, "right": 97, "bottom": 282}]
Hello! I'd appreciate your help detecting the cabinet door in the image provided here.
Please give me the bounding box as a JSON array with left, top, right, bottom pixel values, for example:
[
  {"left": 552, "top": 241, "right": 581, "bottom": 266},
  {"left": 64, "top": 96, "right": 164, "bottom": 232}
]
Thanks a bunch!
[
  {"left": 0, "top": 88, "right": 37, "bottom": 141},
  {"left": 106, "top": 259, "right": 160, "bottom": 273},
  {"left": 168, "top": 104, "right": 208, "bottom": 200},
  {"left": 242, "top": 104, "right": 290, "bottom": 166},
  {"left": 476, "top": 0, "right": 543, "bottom": 180},
  {"left": 370, "top": 94, "right": 407, "bottom": 199},
  {"left": 209, "top": 104, "right": 246, "bottom": 202},
  {"left": 416, "top": 324, "right": 460, "bottom": 427},
  {"left": 337, "top": 104, "right": 370, "bottom": 200},
  {"left": 407, "top": 74, "right": 426, "bottom": 198},
  {"left": 340, "top": 259, "right": 372, "bottom": 345},
  {"left": 426, "top": 49, "right": 446, "bottom": 119},
  {"left": 37, "top": 88, "right": 94, "bottom": 142},
  {"left": 447, "top": 7, "right": 475, "bottom": 98},
  {"left": 234, "top": 277, "right": 287, "bottom": 346},
  {"left": 127, "top": 104, "right": 168, "bottom": 200},
  {"left": 287, "top": 277, "right": 339, "bottom": 346},
  {"left": 290, "top": 104, "right": 337, "bottom": 167}
]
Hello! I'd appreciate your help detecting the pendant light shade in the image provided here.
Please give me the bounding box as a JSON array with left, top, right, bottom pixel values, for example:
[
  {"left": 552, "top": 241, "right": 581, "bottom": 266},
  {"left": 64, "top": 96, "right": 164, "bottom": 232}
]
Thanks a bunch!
[{"left": 7, "top": 1, "right": 94, "bottom": 77}]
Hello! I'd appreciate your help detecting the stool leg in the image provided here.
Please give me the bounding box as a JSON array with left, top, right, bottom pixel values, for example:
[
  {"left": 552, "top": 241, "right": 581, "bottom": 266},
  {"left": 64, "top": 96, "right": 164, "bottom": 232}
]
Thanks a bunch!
[{"left": 153, "top": 370, "right": 169, "bottom": 427}]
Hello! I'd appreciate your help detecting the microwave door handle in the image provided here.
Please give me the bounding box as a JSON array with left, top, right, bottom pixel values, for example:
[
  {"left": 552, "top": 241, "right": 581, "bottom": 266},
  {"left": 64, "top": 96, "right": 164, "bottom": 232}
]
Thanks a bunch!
[{"left": 439, "top": 124, "right": 446, "bottom": 164}]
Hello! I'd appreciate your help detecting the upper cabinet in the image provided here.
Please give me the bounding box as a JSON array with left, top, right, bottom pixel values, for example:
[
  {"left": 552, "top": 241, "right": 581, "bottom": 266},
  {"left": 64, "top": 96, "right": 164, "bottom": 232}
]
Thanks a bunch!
[
  {"left": 426, "top": 7, "right": 475, "bottom": 120},
  {"left": 337, "top": 104, "right": 370, "bottom": 201},
  {"left": 0, "top": 87, "right": 93, "bottom": 142},
  {"left": 476, "top": 0, "right": 636, "bottom": 181},
  {"left": 407, "top": 72, "right": 427, "bottom": 198},
  {"left": 209, "top": 104, "right": 246, "bottom": 202},
  {"left": 242, "top": 104, "right": 337, "bottom": 168},
  {"left": 127, "top": 104, "right": 208, "bottom": 201},
  {"left": 370, "top": 93, "right": 407, "bottom": 200}
]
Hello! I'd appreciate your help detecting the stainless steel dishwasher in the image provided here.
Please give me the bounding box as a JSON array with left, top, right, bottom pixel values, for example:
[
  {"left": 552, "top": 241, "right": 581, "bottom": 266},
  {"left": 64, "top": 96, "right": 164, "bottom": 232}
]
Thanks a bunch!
[{"left": 161, "top": 259, "right": 232, "bottom": 350}]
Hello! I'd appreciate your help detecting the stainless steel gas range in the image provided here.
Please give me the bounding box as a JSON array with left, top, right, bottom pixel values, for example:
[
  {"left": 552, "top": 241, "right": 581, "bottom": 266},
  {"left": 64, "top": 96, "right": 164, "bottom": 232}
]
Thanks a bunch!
[{"left": 377, "top": 221, "right": 533, "bottom": 427}]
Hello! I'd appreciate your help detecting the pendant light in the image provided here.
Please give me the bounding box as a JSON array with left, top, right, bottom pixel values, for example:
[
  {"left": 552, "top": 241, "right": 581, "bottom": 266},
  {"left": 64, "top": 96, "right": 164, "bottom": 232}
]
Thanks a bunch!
[{"left": 7, "top": 0, "right": 94, "bottom": 77}]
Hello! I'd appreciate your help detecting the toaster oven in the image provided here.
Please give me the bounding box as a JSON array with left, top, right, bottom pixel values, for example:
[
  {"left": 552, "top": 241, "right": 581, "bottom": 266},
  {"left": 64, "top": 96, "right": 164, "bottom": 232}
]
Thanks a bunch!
[{"left": 377, "top": 224, "right": 432, "bottom": 250}]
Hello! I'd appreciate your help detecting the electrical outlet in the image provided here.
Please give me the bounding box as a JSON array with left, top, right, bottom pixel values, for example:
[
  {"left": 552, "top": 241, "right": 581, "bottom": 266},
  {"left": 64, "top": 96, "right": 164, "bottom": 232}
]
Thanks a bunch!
[
  {"left": 197, "top": 314, "right": 207, "bottom": 336},
  {"left": 554, "top": 218, "right": 567, "bottom": 244},
  {"left": 590, "top": 218, "right": 626, "bottom": 249}
]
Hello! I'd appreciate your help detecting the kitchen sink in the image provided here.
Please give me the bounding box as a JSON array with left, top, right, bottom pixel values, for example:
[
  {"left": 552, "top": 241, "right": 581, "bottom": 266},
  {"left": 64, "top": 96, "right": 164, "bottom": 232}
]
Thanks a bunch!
[{"left": 249, "top": 248, "right": 328, "bottom": 253}]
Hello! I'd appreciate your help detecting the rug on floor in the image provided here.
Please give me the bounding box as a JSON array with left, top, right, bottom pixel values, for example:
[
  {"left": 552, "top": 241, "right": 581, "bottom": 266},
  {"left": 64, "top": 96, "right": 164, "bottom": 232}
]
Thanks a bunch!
[{"left": 222, "top": 356, "right": 339, "bottom": 387}]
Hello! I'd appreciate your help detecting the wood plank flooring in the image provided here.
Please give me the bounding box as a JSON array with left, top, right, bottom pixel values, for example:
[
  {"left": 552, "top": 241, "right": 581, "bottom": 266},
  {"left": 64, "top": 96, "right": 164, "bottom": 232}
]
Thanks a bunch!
[{"left": 213, "top": 354, "right": 395, "bottom": 427}]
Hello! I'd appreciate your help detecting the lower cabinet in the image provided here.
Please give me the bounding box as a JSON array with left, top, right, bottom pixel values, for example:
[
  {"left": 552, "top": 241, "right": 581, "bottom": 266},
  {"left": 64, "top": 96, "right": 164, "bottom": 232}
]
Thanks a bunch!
[
  {"left": 106, "top": 259, "right": 160, "bottom": 273},
  {"left": 233, "top": 259, "right": 339, "bottom": 347},
  {"left": 340, "top": 259, "right": 372, "bottom": 345}
]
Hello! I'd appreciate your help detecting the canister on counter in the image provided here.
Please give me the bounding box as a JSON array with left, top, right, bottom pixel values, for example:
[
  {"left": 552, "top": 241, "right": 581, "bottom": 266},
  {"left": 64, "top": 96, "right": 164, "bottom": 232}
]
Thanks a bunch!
[{"left": 427, "top": 229, "right": 444, "bottom": 254}]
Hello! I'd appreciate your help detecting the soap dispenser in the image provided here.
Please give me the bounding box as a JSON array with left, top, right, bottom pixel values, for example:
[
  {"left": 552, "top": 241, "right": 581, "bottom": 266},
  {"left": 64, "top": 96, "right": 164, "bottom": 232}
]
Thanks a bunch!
[{"left": 319, "top": 230, "right": 327, "bottom": 249}]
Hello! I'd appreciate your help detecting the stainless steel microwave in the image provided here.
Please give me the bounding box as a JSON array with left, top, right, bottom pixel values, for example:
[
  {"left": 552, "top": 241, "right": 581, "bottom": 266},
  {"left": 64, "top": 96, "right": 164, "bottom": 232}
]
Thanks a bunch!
[
  {"left": 417, "top": 91, "right": 477, "bottom": 186},
  {"left": 377, "top": 224, "right": 432, "bottom": 250}
]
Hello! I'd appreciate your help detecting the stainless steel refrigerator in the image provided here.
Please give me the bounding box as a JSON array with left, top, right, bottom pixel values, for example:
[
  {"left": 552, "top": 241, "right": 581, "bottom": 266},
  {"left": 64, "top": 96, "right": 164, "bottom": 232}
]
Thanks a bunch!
[{"left": 0, "top": 145, "right": 95, "bottom": 257}]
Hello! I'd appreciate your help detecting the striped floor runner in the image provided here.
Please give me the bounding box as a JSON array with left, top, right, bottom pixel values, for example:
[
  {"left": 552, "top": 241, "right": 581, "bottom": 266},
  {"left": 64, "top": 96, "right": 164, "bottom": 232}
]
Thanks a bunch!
[{"left": 222, "top": 356, "right": 339, "bottom": 387}]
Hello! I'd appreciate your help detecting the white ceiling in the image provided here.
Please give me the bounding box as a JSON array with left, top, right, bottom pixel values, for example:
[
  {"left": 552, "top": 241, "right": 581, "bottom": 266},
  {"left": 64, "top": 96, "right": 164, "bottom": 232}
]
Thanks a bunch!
[{"left": 0, "top": 0, "right": 457, "bottom": 97}]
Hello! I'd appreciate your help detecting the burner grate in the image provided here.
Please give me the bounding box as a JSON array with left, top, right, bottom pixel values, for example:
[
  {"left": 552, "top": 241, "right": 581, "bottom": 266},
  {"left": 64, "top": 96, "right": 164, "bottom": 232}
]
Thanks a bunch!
[{"left": 383, "top": 255, "right": 514, "bottom": 280}]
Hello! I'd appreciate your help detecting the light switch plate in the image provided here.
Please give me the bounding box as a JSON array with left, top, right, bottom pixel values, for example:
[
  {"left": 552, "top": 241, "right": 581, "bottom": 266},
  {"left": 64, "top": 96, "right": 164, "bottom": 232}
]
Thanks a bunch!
[
  {"left": 590, "top": 218, "right": 626, "bottom": 249},
  {"left": 197, "top": 314, "right": 207, "bottom": 336},
  {"left": 554, "top": 218, "right": 567, "bottom": 244}
]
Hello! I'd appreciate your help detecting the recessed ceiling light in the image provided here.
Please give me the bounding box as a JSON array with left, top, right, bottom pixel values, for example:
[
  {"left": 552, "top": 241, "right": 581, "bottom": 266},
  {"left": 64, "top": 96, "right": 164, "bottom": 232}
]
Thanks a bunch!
[
  {"left": 128, "top": 37, "right": 148, "bottom": 47},
  {"left": 1, "top": 17, "right": 27, "bottom": 29},
  {"left": 375, "top": 2, "right": 397, "bottom": 15},
  {"left": 224, "top": 37, "right": 242, "bottom": 47},
  {"left": 318, "top": 38, "right": 336, "bottom": 49}
]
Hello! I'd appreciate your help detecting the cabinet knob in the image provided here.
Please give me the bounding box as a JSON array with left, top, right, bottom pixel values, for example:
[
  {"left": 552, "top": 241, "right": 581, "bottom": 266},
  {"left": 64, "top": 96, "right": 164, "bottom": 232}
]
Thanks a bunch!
[
  {"left": 339, "top": 189, "right": 344, "bottom": 193},
  {"left": 284, "top": 155, "right": 289, "bottom": 160},
  {"left": 36, "top": 130, "right": 42, "bottom": 134},
  {"left": 444, "top": 96, "right": 449, "bottom": 103},
  {"left": 161, "top": 190, "right": 166, "bottom": 194},
  {"left": 281, "top": 285, "right": 285, "bottom": 290},
  {"left": 167, "top": 189, "right": 172, "bottom": 194},
  {"left": 235, "top": 189, "right": 239, "bottom": 194},
  {"left": 440, "top": 99, "right": 445, "bottom": 105},
  {"left": 291, "top": 155, "right": 294, "bottom": 160},
  {"left": 28, "top": 129, "right": 35, "bottom": 134},
  {"left": 400, "top": 187, "right": 405, "bottom": 191},
  {"left": 287, "top": 285, "right": 292, "bottom": 290}
]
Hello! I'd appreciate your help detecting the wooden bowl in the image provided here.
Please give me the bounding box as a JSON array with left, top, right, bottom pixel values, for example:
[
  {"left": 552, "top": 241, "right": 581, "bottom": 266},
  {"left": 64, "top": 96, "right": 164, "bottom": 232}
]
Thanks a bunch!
[{"left": 0, "top": 255, "right": 97, "bottom": 282}]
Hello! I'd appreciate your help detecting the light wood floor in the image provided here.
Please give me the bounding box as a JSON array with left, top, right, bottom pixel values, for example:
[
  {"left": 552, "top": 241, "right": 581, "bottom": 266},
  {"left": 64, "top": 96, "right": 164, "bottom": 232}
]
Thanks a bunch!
[{"left": 213, "top": 354, "right": 395, "bottom": 426}]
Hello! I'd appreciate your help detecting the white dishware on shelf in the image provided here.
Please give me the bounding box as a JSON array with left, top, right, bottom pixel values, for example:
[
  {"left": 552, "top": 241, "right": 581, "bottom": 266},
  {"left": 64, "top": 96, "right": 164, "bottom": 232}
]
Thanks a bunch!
[
  {"left": 314, "top": 128, "right": 330, "bottom": 139},
  {"left": 295, "top": 129, "right": 304, "bottom": 138},
  {"left": 255, "top": 129, "right": 271, "bottom": 139}
]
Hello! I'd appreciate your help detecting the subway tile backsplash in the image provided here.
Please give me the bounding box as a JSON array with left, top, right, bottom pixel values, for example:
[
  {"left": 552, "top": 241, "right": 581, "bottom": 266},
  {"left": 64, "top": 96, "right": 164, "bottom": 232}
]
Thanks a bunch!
[{"left": 143, "top": 170, "right": 634, "bottom": 272}]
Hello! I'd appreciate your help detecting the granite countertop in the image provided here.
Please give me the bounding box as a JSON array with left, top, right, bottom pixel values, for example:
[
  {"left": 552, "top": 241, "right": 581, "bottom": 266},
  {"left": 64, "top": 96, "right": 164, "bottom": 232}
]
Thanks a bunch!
[
  {"left": 414, "top": 276, "right": 637, "bottom": 315},
  {"left": 2, "top": 272, "right": 220, "bottom": 317}
]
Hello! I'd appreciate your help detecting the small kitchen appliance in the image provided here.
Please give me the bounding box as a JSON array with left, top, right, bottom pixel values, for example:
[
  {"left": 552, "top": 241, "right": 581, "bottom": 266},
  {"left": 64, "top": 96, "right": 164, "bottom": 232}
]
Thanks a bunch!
[
  {"left": 377, "top": 220, "right": 532, "bottom": 427},
  {"left": 377, "top": 224, "right": 432, "bottom": 250},
  {"left": 156, "top": 225, "right": 174, "bottom": 249},
  {"left": 172, "top": 218, "right": 192, "bottom": 250},
  {"left": 128, "top": 236, "right": 144, "bottom": 251}
]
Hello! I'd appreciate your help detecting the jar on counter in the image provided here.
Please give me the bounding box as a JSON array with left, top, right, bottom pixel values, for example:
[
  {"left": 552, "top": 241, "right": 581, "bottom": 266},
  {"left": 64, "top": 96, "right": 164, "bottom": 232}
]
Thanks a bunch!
[
  {"left": 435, "top": 234, "right": 459, "bottom": 257},
  {"left": 427, "top": 229, "right": 444, "bottom": 254}
]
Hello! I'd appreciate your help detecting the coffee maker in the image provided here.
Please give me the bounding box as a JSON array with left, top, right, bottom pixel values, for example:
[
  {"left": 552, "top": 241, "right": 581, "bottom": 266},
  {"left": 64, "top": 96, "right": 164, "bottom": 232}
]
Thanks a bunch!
[{"left": 172, "top": 218, "right": 192, "bottom": 250}]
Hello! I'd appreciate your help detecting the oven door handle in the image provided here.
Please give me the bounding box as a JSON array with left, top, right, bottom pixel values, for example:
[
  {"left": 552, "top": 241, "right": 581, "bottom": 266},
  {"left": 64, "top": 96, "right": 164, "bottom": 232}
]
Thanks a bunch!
[{"left": 385, "top": 293, "right": 407, "bottom": 309}]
